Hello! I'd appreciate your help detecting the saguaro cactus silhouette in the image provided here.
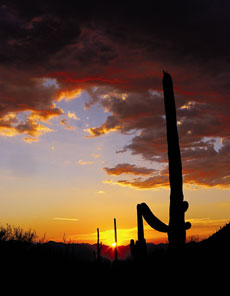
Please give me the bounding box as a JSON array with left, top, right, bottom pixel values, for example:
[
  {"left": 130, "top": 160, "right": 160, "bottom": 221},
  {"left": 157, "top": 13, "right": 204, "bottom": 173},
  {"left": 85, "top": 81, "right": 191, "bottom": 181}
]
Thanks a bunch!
[
  {"left": 97, "top": 228, "right": 102, "bottom": 262},
  {"left": 130, "top": 71, "right": 191, "bottom": 257},
  {"left": 163, "top": 71, "right": 191, "bottom": 251}
]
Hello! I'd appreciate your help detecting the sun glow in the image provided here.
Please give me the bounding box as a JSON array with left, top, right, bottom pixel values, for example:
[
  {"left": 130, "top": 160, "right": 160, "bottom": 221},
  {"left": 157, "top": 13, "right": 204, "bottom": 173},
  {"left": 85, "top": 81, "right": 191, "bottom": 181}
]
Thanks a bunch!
[{"left": 112, "top": 242, "right": 117, "bottom": 248}]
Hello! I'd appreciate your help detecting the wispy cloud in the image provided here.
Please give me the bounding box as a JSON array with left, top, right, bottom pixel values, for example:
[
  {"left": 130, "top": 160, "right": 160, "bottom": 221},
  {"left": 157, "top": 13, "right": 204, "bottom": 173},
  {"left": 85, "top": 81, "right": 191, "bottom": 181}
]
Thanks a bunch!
[
  {"left": 52, "top": 217, "right": 79, "bottom": 222},
  {"left": 78, "top": 160, "right": 94, "bottom": 165},
  {"left": 91, "top": 153, "right": 100, "bottom": 159},
  {"left": 188, "top": 218, "right": 228, "bottom": 226},
  {"left": 24, "top": 137, "right": 39, "bottom": 143}
]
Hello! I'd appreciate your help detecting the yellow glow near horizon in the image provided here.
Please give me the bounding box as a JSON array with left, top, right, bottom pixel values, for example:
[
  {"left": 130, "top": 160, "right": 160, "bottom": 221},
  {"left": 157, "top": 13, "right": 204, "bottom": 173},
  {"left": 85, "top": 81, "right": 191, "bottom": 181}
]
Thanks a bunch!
[
  {"left": 61, "top": 216, "right": 229, "bottom": 246},
  {"left": 64, "top": 225, "right": 168, "bottom": 246}
]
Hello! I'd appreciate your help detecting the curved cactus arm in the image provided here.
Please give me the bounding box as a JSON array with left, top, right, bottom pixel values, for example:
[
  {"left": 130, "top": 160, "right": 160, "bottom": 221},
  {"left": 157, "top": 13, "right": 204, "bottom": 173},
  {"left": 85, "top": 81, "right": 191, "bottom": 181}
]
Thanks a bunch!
[
  {"left": 183, "top": 201, "right": 191, "bottom": 230},
  {"left": 138, "top": 203, "right": 169, "bottom": 233}
]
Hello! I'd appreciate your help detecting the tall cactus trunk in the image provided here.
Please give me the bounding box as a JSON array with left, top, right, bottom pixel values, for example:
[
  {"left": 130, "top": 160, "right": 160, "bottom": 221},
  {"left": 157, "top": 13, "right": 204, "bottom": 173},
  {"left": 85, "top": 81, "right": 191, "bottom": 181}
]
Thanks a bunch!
[
  {"left": 163, "top": 71, "right": 189, "bottom": 251},
  {"left": 130, "top": 71, "right": 191, "bottom": 259}
]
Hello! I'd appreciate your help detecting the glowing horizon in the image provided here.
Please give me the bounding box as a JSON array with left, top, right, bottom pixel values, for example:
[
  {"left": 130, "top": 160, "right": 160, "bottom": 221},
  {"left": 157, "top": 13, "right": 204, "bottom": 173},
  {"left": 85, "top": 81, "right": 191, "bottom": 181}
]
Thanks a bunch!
[{"left": 0, "top": 2, "right": 229, "bottom": 248}]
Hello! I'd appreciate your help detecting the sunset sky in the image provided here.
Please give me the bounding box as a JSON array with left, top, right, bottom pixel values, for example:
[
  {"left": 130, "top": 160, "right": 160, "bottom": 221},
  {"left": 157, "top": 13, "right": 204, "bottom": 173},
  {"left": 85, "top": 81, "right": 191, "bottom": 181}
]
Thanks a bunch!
[{"left": 0, "top": 1, "right": 229, "bottom": 246}]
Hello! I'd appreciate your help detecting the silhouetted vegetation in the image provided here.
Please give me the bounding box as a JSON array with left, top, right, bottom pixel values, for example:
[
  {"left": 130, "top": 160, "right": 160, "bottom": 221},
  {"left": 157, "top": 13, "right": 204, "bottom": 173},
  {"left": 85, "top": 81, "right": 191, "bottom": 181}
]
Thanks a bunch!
[
  {"left": 0, "top": 222, "right": 229, "bottom": 287},
  {"left": 0, "top": 224, "right": 37, "bottom": 243}
]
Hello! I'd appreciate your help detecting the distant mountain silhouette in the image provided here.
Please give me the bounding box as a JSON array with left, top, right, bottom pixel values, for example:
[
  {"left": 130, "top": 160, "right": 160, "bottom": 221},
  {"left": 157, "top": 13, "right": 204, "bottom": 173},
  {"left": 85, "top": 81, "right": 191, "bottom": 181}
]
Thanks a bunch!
[
  {"left": 34, "top": 241, "right": 167, "bottom": 262},
  {"left": 185, "top": 222, "right": 230, "bottom": 251},
  {"left": 30, "top": 222, "right": 230, "bottom": 262},
  {"left": 41, "top": 240, "right": 169, "bottom": 262},
  {"left": 196, "top": 222, "right": 230, "bottom": 255},
  {"left": 184, "top": 222, "right": 230, "bottom": 279},
  {"left": 201, "top": 222, "right": 230, "bottom": 246},
  {"left": 1, "top": 223, "right": 229, "bottom": 290}
]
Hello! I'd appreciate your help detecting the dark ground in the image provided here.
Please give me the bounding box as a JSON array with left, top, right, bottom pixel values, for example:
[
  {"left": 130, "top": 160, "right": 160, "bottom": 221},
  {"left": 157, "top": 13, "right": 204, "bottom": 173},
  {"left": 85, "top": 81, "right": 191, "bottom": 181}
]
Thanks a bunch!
[{"left": 0, "top": 223, "right": 229, "bottom": 292}]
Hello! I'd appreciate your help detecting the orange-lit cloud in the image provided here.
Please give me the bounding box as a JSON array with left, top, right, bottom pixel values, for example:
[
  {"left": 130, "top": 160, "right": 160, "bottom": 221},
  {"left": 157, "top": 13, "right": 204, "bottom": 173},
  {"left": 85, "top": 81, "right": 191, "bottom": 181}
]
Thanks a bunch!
[
  {"left": 28, "top": 106, "right": 64, "bottom": 121},
  {"left": 104, "top": 175, "right": 169, "bottom": 190},
  {"left": 104, "top": 163, "right": 156, "bottom": 176},
  {"left": 64, "top": 125, "right": 76, "bottom": 131},
  {"left": 56, "top": 88, "right": 81, "bottom": 102},
  {"left": 0, "top": 113, "right": 53, "bottom": 140},
  {"left": 67, "top": 111, "right": 80, "bottom": 120},
  {"left": 60, "top": 119, "right": 67, "bottom": 125},
  {"left": 24, "top": 137, "right": 39, "bottom": 143},
  {"left": 17, "top": 119, "right": 53, "bottom": 137},
  {"left": 78, "top": 160, "right": 94, "bottom": 166},
  {"left": 86, "top": 118, "right": 121, "bottom": 137},
  {"left": 60, "top": 118, "right": 76, "bottom": 131},
  {"left": 0, "top": 68, "right": 65, "bottom": 140}
]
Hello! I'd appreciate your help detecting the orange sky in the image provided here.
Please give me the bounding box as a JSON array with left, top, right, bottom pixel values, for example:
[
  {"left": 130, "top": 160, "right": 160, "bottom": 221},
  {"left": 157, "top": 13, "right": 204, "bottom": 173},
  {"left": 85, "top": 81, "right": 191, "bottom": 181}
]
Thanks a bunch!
[{"left": 0, "top": 1, "right": 230, "bottom": 247}]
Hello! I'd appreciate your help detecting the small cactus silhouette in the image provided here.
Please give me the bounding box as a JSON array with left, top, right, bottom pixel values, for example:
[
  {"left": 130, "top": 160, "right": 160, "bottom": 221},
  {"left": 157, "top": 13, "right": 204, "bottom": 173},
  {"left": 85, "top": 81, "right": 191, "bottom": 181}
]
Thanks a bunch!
[
  {"left": 114, "top": 218, "right": 118, "bottom": 262},
  {"left": 130, "top": 71, "right": 191, "bottom": 258},
  {"left": 97, "top": 228, "right": 103, "bottom": 262}
]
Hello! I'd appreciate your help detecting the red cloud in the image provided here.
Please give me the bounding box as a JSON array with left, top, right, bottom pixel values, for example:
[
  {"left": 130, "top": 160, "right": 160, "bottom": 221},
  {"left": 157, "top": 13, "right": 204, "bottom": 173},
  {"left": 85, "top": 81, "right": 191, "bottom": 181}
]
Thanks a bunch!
[
  {"left": 53, "top": 71, "right": 128, "bottom": 85},
  {"left": 104, "top": 163, "right": 156, "bottom": 176}
]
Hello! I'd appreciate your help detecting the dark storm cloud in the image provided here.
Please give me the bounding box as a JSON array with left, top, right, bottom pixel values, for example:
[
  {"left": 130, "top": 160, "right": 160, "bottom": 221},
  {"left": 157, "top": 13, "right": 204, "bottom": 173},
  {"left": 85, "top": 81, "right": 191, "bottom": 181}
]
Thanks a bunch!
[
  {"left": 0, "top": 4, "right": 81, "bottom": 66},
  {"left": 0, "top": 0, "right": 230, "bottom": 186},
  {"left": 2, "top": 1, "right": 230, "bottom": 70}
]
